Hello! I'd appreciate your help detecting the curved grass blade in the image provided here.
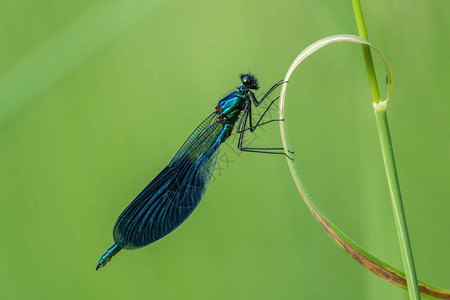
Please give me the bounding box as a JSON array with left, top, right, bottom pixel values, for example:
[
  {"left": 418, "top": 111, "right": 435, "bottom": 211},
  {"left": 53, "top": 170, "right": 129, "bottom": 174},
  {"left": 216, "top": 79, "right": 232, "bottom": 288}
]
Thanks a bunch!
[{"left": 278, "top": 35, "right": 450, "bottom": 299}]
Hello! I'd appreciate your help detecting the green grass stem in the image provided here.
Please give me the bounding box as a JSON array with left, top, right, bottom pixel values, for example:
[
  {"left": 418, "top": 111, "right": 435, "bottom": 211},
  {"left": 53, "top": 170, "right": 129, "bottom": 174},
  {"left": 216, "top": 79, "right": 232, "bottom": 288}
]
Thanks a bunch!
[
  {"left": 352, "top": 0, "right": 381, "bottom": 104},
  {"left": 352, "top": 1, "right": 421, "bottom": 299}
]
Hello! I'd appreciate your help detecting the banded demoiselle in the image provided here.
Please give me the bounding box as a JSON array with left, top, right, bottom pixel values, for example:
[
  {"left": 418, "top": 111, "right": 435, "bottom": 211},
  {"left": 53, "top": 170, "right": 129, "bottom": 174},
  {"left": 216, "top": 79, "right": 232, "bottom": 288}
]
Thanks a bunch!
[{"left": 96, "top": 74, "right": 292, "bottom": 270}]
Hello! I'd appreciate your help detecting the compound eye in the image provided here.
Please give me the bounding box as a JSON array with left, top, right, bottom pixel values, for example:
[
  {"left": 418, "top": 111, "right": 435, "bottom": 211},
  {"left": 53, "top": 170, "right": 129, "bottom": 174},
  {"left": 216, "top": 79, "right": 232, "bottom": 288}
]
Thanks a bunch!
[
  {"left": 241, "top": 74, "right": 252, "bottom": 86},
  {"left": 240, "top": 74, "right": 259, "bottom": 89}
]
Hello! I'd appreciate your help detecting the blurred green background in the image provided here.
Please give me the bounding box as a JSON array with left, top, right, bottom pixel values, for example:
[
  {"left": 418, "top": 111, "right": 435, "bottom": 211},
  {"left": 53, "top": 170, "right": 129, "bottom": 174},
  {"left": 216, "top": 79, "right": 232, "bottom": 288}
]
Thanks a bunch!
[{"left": 1, "top": 0, "right": 449, "bottom": 299}]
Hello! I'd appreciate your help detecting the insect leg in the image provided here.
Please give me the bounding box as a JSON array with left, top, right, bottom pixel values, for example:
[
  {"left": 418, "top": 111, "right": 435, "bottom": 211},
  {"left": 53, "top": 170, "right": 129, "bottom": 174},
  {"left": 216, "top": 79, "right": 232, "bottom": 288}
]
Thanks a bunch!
[{"left": 236, "top": 103, "right": 294, "bottom": 159}]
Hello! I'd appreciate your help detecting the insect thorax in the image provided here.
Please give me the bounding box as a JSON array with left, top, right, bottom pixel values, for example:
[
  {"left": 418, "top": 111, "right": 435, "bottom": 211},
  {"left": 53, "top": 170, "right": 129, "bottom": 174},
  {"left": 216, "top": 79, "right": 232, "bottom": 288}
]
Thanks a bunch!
[{"left": 216, "top": 90, "right": 247, "bottom": 125}]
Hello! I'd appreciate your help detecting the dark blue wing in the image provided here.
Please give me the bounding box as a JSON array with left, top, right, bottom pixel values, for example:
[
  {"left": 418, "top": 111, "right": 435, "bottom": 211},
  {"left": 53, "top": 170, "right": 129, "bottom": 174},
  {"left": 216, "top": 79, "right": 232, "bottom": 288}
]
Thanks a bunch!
[{"left": 113, "top": 112, "right": 224, "bottom": 249}]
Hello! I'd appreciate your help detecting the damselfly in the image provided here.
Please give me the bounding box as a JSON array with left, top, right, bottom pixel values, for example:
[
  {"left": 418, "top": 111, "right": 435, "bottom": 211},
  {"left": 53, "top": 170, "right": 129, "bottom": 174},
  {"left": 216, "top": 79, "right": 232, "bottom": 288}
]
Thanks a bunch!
[{"left": 96, "top": 74, "right": 292, "bottom": 270}]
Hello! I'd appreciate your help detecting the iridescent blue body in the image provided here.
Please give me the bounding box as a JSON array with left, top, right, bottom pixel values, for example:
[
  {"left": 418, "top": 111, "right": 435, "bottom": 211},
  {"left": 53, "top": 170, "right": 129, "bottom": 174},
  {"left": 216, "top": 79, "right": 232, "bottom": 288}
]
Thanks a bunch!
[{"left": 96, "top": 74, "right": 271, "bottom": 270}]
